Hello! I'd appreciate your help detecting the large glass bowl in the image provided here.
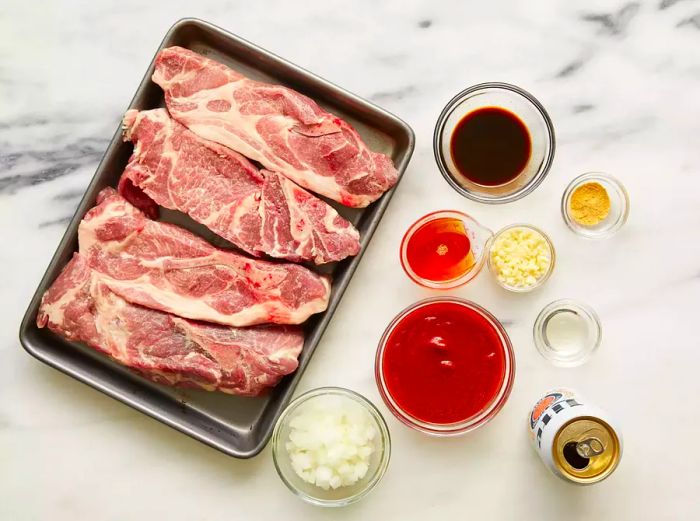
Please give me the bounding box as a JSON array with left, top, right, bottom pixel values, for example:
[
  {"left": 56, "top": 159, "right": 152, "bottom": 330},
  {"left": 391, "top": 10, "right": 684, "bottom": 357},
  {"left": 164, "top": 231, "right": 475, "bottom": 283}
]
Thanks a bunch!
[
  {"left": 271, "top": 387, "right": 391, "bottom": 507},
  {"left": 433, "top": 82, "right": 555, "bottom": 204},
  {"left": 375, "top": 297, "right": 515, "bottom": 436}
]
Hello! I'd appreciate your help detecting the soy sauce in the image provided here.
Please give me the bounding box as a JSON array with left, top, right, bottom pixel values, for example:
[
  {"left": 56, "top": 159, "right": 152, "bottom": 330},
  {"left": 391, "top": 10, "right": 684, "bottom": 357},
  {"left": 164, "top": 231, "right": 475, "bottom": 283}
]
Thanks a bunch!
[{"left": 450, "top": 107, "right": 531, "bottom": 186}]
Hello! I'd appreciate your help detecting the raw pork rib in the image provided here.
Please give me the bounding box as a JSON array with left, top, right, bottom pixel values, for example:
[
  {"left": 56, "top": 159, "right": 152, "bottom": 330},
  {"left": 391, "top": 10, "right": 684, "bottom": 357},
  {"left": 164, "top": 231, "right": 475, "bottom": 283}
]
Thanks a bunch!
[
  {"left": 78, "top": 188, "right": 331, "bottom": 327},
  {"left": 153, "top": 46, "right": 398, "bottom": 208},
  {"left": 121, "top": 109, "right": 360, "bottom": 264},
  {"left": 37, "top": 254, "right": 303, "bottom": 395}
]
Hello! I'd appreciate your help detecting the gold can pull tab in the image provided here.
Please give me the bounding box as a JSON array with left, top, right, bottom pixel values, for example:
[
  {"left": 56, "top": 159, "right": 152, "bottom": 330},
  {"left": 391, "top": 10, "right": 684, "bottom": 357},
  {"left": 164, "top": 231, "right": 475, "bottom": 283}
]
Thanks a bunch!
[{"left": 576, "top": 437, "right": 605, "bottom": 458}]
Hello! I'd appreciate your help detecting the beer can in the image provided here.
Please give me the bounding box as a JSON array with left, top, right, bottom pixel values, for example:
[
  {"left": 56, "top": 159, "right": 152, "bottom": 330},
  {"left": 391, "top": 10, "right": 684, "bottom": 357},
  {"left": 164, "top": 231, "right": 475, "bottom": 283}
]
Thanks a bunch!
[{"left": 528, "top": 388, "right": 622, "bottom": 484}]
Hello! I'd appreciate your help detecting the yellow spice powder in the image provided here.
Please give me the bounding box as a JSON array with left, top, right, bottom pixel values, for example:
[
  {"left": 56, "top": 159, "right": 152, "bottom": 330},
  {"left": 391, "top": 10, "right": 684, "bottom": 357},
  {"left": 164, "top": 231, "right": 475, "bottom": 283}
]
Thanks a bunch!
[{"left": 569, "top": 182, "right": 610, "bottom": 226}]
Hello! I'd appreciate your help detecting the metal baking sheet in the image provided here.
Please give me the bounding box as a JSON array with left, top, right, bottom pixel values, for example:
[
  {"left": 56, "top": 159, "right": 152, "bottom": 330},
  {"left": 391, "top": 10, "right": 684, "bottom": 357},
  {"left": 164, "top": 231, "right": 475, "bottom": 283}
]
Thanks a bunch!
[{"left": 18, "top": 18, "right": 414, "bottom": 458}]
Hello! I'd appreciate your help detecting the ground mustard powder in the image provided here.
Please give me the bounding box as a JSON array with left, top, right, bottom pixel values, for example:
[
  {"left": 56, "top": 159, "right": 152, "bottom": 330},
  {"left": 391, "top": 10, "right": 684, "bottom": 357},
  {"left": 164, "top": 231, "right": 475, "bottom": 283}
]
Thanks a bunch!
[{"left": 569, "top": 182, "right": 610, "bottom": 226}]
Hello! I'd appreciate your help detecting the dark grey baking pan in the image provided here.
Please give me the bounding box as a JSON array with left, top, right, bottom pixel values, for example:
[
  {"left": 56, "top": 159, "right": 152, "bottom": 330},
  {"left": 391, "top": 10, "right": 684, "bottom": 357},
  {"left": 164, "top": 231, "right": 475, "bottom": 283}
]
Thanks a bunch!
[{"left": 18, "top": 18, "right": 414, "bottom": 458}]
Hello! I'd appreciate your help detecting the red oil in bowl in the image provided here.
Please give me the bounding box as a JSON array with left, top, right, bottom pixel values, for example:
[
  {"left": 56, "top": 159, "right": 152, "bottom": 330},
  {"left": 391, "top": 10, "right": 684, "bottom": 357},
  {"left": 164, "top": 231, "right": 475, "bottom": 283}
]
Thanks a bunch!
[
  {"left": 376, "top": 298, "right": 514, "bottom": 434},
  {"left": 404, "top": 217, "right": 475, "bottom": 283},
  {"left": 399, "top": 211, "right": 491, "bottom": 289}
]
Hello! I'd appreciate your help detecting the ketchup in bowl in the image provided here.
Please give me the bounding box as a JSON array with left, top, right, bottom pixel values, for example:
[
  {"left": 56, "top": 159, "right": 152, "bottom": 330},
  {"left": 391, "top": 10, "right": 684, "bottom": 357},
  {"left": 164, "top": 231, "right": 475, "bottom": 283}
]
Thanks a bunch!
[{"left": 375, "top": 297, "right": 514, "bottom": 435}]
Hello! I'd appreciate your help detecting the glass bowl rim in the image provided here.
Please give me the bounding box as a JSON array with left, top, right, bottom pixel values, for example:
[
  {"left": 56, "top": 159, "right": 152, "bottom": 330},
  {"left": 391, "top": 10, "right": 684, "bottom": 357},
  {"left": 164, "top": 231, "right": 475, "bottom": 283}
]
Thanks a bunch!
[
  {"left": 486, "top": 223, "right": 556, "bottom": 293},
  {"left": 374, "top": 296, "right": 515, "bottom": 436},
  {"left": 399, "top": 209, "right": 493, "bottom": 289},
  {"left": 533, "top": 298, "right": 603, "bottom": 367},
  {"left": 561, "top": 172, "right": 630, "bottom": 239},
  {"left": 271, "top": 386, "right": 392, "bottom": 507},
  {"left": 433, "top": 81, "right": 556, "bottom": 205}
]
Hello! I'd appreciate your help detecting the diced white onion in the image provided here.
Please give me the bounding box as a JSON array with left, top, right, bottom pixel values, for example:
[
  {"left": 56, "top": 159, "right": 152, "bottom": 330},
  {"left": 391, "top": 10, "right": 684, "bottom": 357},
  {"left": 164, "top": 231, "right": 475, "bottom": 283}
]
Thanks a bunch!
[{"left": 285, "top": 396, "right": 377, "bottom": 490}]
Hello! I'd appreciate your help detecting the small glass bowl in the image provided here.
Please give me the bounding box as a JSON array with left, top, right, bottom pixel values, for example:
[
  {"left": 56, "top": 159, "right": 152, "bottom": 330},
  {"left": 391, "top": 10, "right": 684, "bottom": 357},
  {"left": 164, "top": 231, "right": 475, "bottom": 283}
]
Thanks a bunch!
[
  {"left": 533, "top": 299, "right": 602, "bottom": 367},
  {"left": 399, "top": 210, "right": 493, "bottom": 289},
  {"left": 433, "top": 82, "right": 556, "bottom": 204},
  {"left": 487, "top": 224, "right": 556, "bottom": 293},
  {"left": 271, "top": 387, "right": 391, "bottom": 507},
  {"left": 561, "top": 172, "right": 629, "bottom": 239},
  {"left": 375, "top": 297, "right": 515, "bottom": 436}
]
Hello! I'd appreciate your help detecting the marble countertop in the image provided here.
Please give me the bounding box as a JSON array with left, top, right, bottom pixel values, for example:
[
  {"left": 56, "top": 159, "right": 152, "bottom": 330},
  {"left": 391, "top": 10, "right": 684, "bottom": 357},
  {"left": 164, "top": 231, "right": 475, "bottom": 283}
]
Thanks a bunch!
[{"left": 2, "top": 0, "right": 700, "bottom": 519}]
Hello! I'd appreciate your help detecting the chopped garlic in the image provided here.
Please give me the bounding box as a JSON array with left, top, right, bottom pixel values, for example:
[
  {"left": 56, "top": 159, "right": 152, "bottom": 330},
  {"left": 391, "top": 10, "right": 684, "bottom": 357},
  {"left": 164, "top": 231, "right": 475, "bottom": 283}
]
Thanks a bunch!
[
  {"left": 490, "top": 227, "right": 552, "bottom": 289},
  {"left": 285, "top": 396, "right": 377, "bottom": 490}
]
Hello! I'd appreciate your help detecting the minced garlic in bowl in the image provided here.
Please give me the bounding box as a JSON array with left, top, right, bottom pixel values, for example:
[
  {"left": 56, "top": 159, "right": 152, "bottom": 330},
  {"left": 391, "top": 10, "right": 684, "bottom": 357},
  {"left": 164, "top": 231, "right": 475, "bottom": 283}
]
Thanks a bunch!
[{"left": 487, "top": 224, "right": 555, "bottom": 292}]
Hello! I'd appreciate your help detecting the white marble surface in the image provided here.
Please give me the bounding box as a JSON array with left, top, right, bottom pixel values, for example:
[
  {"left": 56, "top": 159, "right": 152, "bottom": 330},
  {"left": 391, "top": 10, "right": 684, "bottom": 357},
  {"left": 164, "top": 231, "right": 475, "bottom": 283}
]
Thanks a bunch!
[{"left": 2, "top": 0, "right": 700, "bottom": 519}]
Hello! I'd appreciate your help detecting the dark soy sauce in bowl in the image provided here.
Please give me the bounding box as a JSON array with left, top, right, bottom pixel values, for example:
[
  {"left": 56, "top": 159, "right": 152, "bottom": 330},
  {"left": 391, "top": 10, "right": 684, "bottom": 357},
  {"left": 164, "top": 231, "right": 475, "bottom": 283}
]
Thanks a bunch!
[{"left": 450, "top": 107, "right": 531, "bottom": 187}]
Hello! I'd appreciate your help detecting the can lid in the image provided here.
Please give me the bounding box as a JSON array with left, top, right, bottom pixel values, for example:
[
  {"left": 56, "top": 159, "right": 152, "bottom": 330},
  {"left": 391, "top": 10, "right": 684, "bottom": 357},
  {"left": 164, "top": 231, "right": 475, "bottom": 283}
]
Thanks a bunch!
[{"left": 553, "top": 417, "right": 621, "bottom": 483}]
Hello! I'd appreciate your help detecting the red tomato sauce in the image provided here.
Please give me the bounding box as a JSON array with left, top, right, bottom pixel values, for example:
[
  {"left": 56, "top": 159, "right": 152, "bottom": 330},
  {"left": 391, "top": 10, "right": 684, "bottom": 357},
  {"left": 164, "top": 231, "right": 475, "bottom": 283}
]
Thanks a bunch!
[
  {"left": 381, "top": 301, "right": 507, "bottom": 425},
  {"left": 405, "top": 217, "right": 474, "bottom": 282}
]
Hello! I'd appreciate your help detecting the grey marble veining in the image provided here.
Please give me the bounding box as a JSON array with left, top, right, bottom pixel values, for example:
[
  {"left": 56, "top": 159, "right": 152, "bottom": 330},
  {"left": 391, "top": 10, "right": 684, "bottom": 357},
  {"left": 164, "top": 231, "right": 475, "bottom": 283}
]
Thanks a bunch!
[{"left": 2, "top": 0, "right": 700, "bottom": 519}]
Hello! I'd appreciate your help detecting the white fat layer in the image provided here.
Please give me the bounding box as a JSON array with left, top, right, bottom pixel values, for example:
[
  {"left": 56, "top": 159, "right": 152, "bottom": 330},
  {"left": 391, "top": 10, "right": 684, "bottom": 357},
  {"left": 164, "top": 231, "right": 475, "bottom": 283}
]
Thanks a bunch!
[
  {"left": 92, "top": 278, "right": 131, "bottom": 360},
  {"left": 101, "top": 276, "right": 306, "bottom": 326},
  {"left": 281, "top": 179, "right": 314, "bottom": 257},
  {"left": 39, "top": 277, "right": 85, "bottom": 326},
  {"left": 198, "top": 191, "right": 259, "bottom": 233},
  {"left": 281, "top": 177, "right": 359, "bottom": 262}
]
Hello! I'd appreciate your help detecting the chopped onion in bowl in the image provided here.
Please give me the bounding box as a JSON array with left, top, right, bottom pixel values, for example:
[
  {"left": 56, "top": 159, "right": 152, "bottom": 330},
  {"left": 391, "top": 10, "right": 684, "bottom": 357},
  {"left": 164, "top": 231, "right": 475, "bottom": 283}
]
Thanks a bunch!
[{"left": 285, "top": 395, "right": 377, "bottom": 490}]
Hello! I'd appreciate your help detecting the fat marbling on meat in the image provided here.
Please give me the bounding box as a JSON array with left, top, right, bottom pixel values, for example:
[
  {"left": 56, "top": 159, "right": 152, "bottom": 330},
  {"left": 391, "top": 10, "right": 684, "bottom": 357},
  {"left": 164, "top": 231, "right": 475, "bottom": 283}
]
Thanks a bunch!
[
  {"left": 37, "top": 254, "right": 304, "bottom": 396},
  {"left": 121, "top": 108, "right": 360, "bottom": 264},
  {"left": 78, "top": 188, "right": 331, "bottom": 327},
  {"left": 153, "top": 46, "right": 398, "bottom": 208}
]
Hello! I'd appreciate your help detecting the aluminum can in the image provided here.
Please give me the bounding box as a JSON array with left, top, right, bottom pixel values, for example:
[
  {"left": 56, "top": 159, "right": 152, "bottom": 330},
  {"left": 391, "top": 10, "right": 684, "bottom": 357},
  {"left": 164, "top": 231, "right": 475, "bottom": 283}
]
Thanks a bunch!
[{"left": 528, "top": 388, "right": 622, "bottom": 484}]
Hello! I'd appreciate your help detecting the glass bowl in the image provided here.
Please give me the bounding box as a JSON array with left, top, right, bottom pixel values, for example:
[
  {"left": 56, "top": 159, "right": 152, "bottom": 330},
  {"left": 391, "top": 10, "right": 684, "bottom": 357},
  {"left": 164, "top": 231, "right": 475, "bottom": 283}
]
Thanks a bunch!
[
  {"left": 561, "top": 172, "right": 629, "bottom": 239},
  {"left": 533, "top": 299, "right": 602, "bottom": 367},
  {"left": 399, "top": 210, "right": 493, "bottom": 289},
  {"left": 487, "top": 224, "right": 556, "bottom": 293},
  {"left": 433, "top": 82, "right": 555, "bottom": 204},
  {"left": 271, "top": 387, "right": 391, "bottom": 507},
  {"left": 375, "top": 297, "right": 515, "bottom": 436}
]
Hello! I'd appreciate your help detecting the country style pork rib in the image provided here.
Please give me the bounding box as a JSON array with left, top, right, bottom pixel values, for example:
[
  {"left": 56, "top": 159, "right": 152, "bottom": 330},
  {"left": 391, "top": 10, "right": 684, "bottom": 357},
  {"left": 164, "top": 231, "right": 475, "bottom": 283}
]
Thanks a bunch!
[
  {"left": 153, "top": 46, "right": 398, "bottom": 208},
  {"left": 121, "top": 109, "right": 360, "bottom": 264},
  {"left": 37, "top": 254, "right": 303, "bottom": 395},
  {"left": 78, "top": 188, "right": 331, "bottom": 327}
]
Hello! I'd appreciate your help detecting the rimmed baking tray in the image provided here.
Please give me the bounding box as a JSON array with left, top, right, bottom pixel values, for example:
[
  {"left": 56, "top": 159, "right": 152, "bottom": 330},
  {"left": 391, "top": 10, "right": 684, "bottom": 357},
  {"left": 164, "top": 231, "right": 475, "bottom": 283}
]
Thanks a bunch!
[{"left": 18, "top": 18, "right": 414, "bottom": 458}]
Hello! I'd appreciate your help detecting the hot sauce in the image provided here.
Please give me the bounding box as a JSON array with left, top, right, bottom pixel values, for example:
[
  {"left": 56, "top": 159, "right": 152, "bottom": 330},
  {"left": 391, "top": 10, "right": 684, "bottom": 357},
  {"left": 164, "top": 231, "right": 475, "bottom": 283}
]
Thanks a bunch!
[
  {"left": 404, "top": 217, "right": 475, "bottom": 282},
  {"left": 380, "top": 300, "right": 508, "bottom": 425}
]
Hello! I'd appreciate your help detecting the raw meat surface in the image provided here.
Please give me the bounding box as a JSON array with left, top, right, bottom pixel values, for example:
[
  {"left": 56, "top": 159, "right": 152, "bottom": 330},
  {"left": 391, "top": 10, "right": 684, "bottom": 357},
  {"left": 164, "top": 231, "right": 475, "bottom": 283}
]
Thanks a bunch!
[
  {"left": 121, "top": 109, "right": 360, "bottom": 264},
  {"left": 153, "top": 46, "right": 398, "bottom": 208},
  {"left": 78, "top": 188, "right": 331, "bottom": 326},
  {"left": 37, "top": 254, "right": 303, "bottom": 396}
]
